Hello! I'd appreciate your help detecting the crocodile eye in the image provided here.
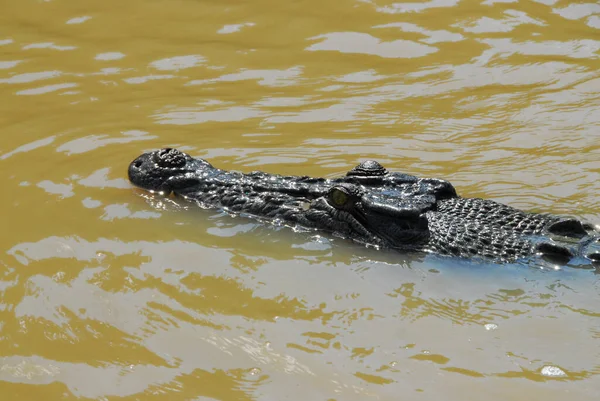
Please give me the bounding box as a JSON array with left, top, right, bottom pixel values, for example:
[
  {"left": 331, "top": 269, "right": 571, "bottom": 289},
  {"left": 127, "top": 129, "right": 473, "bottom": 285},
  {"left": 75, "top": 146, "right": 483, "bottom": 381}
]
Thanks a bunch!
[{"left": 329, "top": 187, "right": 349, "bottom": 208}]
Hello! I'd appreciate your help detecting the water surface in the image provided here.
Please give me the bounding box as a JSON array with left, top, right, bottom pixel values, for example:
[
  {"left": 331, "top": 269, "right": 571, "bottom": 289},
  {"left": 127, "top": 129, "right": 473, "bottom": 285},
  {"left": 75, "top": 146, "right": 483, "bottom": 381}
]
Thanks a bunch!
[{"left": 1, "top": 0, "right": 599, "bottom": 399}]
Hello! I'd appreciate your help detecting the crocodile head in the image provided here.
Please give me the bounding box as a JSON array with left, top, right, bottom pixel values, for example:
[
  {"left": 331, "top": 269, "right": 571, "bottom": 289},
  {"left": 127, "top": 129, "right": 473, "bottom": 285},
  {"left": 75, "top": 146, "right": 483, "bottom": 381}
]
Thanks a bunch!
[{"left": 128, "top": 148, "right": 457, "bottom": 249}]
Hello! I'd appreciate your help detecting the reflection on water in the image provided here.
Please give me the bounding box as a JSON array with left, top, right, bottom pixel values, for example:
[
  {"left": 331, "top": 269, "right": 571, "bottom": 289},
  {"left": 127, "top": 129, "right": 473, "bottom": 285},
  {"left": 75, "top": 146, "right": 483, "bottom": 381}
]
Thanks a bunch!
[{"left": 1, "top": 0, "right": 599, "bottom": 399}]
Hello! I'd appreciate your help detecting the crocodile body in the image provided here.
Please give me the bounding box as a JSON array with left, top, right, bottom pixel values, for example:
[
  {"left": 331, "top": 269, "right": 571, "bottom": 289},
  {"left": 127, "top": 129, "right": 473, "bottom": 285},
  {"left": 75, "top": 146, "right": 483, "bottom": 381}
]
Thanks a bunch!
[{"left": 128, "top": 148, "right": 600, "bottom": 267}]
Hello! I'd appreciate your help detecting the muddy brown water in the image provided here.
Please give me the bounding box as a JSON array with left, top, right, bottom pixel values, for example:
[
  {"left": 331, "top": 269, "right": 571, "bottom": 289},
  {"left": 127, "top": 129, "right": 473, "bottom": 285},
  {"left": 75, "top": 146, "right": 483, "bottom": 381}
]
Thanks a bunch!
[{"left": 1, "top": 0, "right": 600, "bottom": 400}]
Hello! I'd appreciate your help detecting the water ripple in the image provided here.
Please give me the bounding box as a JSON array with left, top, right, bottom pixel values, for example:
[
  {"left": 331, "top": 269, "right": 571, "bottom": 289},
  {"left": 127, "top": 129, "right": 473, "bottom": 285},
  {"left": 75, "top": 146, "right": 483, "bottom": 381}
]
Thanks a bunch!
[
  {"left": 1, "top": 0, "right": 599, "bottom": 399},
  {"left": 306, "top": 32, "right": 437, "bottom": 58}
]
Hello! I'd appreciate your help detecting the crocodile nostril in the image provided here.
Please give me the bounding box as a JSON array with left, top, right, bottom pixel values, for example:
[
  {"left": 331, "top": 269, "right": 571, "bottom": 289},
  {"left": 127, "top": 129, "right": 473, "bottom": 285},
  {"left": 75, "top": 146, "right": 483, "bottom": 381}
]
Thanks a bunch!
[
  {"left": 134, "top": 159, "right": 143, "bottom": 168},
  {"left": 154, "top": 148, "right": 186, "bottom": 168}
]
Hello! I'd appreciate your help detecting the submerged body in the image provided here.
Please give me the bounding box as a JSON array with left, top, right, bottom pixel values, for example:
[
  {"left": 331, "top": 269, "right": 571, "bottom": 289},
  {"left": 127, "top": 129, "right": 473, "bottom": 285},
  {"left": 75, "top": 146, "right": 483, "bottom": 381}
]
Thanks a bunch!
[{"left": 128, "top": 148, "right": 600, "bottom": 267}]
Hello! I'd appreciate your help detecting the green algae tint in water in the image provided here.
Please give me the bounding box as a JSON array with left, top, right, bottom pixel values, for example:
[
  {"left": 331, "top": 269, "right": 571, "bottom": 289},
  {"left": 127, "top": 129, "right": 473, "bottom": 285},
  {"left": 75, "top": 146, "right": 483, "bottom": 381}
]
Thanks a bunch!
[{"left": 1, "top": 0, "right": 599, "bottom": 400}]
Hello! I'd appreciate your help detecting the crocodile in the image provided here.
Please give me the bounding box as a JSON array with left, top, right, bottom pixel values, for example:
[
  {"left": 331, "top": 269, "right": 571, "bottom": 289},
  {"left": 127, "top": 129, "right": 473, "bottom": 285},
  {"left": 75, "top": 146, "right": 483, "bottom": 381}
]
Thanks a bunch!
[{"left": 128, "top": 148, "right": 600, "bottom": 267}]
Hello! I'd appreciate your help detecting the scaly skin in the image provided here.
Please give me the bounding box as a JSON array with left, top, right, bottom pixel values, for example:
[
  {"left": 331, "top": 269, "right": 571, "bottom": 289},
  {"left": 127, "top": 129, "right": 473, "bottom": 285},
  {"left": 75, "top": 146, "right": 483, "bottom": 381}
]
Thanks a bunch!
[{"left": 128, "top": 148, "right": 600, "bottom": 266}]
